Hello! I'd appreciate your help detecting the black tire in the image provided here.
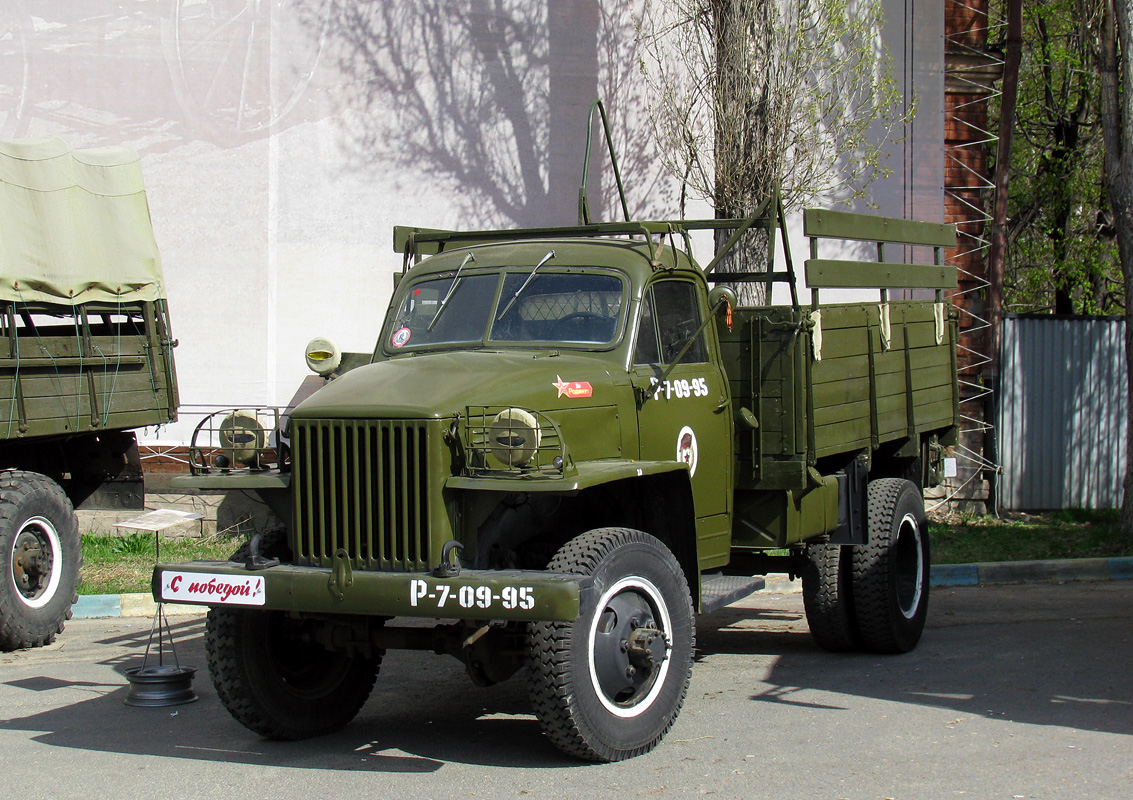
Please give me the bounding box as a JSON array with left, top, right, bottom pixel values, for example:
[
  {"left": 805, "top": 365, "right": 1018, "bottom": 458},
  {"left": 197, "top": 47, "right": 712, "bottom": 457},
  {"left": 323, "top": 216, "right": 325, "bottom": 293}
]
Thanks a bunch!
[
  {"left": 228, "top": 526, "right": 292, "bottom": 563},
  {"left": 851, "top": 478, "right": 930, "bottom": 654},
  {"left": 205, "top": 608, "right": 381, "bottom": 739},
  {"left": 0, "top": 470, "right": 81, "bottom": 651},
  {"left": 800, "top": 542, "right": 860, "bottom": 652},
  {"left": 527, "top": 528, "right": 694, "bottom": 762}
]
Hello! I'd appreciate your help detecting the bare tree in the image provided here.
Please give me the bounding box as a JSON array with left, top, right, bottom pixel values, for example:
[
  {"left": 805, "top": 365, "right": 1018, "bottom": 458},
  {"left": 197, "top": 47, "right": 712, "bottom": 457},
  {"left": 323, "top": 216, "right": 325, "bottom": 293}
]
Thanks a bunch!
[
  {"left": 1097, "top": 0, "right": 1133, "bottom": 535},
  {"left": 638, "top": 0, "right": 905, "bottom": 304},
  {"left": 323, "top": 0, "right": 667, "bottom": 229}
]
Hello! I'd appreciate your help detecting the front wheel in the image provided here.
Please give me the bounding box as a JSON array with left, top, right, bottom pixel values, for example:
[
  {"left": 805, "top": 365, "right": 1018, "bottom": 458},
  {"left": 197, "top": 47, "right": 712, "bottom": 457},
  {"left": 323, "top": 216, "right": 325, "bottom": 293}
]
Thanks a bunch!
[
  {"left": 0, "top": 471, "right": 81, "bottom": 651},
  {"left": 851, "top": 478, "right": 930, "bottom": 653},
  {"left": 205, "top": 608, "right": 381, "bottom": 739},
  {"left": 527, "top": 528, "right": 694, "bottom": 762}
]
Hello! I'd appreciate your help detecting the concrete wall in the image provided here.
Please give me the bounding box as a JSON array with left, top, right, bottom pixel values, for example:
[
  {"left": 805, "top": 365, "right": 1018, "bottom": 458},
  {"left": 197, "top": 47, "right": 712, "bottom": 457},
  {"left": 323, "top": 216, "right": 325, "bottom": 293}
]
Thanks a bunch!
[{"left": 2, "top": 0, "right": 945, "bottom": 447}]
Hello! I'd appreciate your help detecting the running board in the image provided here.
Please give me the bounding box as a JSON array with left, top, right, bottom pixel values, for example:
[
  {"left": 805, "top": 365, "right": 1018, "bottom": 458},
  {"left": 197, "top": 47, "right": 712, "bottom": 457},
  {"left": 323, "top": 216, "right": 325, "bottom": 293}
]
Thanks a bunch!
[{"left": 699, "top": 573, "right": 766, "bottom": 615}]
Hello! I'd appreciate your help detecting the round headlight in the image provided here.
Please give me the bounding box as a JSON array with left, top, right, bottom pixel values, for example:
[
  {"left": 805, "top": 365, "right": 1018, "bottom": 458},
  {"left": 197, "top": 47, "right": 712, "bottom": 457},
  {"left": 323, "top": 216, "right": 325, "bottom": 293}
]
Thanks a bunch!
[
  {"left": 219, "top": 410, "right": 266, "bottom": 468},
  {"left": 305, "top": 336, "right": 342, "bottom": 377},
  {"left": 488, "top": 408, "right": 541, "bottom": 468}
]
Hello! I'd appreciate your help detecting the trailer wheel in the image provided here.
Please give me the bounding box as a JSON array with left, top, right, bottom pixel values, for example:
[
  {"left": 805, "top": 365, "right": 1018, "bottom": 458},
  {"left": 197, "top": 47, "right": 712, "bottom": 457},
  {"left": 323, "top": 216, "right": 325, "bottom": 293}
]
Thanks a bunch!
[
  {"left": 527, "top": 528, "right": 694, "bottom": 762},
  {"left": 205, "top": 608, "right": 381, "bottom": 739},
  {"left": 801, "top": 542, "right": 860, "bottom": 652},
  {"left": 0, "top": 471, "right": 81, "bottom": 651},
  {"left": 851, "top": 478, "right": 930, "bottom": 653}
]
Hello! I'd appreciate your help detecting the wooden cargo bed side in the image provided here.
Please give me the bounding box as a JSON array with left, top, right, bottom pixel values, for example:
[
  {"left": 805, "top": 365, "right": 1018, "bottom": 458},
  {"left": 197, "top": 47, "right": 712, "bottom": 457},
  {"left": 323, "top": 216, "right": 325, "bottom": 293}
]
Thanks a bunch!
[
  {"left": 810, "top": 301, "right": 956, "bottom": 459},
  {"left": 719, "top": 299, "right": 958, "bottom": 490},
  {"left": 0, "top": 300, "right": 177, "bottom": 440},
  {"left": 719, "top": 306, "right": 808, "bottom": 491}
]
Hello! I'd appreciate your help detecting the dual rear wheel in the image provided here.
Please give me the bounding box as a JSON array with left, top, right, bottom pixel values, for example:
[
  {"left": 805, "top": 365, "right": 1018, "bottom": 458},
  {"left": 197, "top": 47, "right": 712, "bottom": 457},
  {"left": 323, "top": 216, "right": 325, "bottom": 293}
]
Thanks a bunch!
[{"left": 801, "top": 478, "right": 930, "bottom": 654}]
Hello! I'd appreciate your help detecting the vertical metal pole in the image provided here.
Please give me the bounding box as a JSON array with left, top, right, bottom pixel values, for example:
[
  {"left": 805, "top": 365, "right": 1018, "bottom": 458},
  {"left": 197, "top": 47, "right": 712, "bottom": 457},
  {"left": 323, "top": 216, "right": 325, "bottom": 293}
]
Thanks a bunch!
[{"left": 985, "top": 0, "right": 1023, "bottom": 509}]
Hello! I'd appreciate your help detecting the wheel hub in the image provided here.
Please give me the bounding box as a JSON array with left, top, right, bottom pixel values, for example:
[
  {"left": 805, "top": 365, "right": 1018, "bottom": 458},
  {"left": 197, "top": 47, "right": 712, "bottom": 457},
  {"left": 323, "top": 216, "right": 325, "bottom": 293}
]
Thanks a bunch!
[
  {"left": 12, "top": 529, "right": 49, "bottom": 600},
  {"left": 626, "top": 623, "right": 667, "bottom": 671},
  {"left": 593, "top": 591, "right": 670, "bottom": 708}
]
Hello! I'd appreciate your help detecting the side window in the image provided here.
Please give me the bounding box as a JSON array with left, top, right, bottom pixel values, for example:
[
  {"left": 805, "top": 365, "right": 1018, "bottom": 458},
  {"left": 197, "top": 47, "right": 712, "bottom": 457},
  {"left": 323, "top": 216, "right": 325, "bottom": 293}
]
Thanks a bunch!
[
  {"left": 633, "top": 291, "right": 660, "bottom": 365},
  {"left": 634, "top": 281, "right": 706, "bottom": 365}
]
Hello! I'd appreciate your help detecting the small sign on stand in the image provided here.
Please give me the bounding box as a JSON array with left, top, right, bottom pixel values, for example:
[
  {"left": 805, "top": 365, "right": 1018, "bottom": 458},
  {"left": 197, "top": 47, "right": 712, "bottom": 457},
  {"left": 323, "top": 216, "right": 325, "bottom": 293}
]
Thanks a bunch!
[{"left": 115, "top": 509, "right": 205, "bottom": 707}]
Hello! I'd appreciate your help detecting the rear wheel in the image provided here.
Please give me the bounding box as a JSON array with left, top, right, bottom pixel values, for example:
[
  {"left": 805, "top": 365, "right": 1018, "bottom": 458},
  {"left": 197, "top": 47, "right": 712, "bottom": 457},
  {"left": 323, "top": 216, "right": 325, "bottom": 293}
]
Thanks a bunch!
[
  {"left": 205, "top": 608, "right": 381, "bottom": 739},
  {"left": 850, "top": 478, "right": 930, "bottom": 653},
  {"left": 801, "top": 542, "right": 859, "bottom": 652},
  {"left": 0, "top": 471, "right": 81, "bottom": 651},
  {"left": 527, "top": 528, "right": 694, "bottom": 762}
]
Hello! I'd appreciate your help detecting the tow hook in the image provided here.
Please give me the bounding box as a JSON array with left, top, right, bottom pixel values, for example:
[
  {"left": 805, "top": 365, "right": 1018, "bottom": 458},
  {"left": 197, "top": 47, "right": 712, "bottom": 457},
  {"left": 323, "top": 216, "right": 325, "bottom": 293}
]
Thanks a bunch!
[
  {"left": 328, "top": 549, "right": 353, "bottom": 600},
  {"left": 433, "top": 540, "right": 464, "bottom": 578}
]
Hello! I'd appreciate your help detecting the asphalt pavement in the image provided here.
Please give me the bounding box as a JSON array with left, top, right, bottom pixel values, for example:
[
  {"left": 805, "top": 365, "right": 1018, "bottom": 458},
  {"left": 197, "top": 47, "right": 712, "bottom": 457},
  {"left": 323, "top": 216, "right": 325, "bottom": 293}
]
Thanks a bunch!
[{"left": 2, "top": 581, "right": 1130, "bottom": 800}]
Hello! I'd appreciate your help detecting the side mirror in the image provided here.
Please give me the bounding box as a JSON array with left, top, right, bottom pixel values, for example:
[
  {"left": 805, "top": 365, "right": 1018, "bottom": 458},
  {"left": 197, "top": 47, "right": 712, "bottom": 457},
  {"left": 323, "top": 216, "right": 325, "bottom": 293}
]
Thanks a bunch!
[{"left": 708, "top": 286, "right": 737, "bottom": 315}]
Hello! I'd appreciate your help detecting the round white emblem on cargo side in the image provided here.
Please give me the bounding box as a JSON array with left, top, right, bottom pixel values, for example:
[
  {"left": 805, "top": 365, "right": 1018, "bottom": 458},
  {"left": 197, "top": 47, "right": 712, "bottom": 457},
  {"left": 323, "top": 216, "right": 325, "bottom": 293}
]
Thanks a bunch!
[{"left": 676, "top": 426, "right": 698, "bottom": 477}]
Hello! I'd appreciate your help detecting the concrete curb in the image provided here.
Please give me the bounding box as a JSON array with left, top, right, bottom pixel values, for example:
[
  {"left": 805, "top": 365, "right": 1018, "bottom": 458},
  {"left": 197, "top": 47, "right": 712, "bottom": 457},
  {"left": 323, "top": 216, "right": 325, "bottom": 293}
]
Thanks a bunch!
[
  {"left": 71, "top": 557, "right": 1133, "bottom": 619},
  {"left": 930, "top": 556, "right": 1133, "bottom": 588},
  {"left": 72, "top": 594, "right": 205, "bottom": 619}
]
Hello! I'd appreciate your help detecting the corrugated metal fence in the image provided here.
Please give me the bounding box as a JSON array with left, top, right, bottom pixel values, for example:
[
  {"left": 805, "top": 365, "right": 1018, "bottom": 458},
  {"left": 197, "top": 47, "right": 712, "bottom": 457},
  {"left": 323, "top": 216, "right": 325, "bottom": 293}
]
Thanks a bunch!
[{"left": 997, "top": 315, "right": 1127, "bottom": 509}]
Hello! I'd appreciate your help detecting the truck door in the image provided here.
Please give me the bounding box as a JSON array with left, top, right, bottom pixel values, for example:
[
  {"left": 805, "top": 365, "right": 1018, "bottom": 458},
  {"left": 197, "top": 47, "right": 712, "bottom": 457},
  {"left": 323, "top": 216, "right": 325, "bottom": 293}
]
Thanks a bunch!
[{"left": 632, "top": 279, "right": 732, "bottom": 542}]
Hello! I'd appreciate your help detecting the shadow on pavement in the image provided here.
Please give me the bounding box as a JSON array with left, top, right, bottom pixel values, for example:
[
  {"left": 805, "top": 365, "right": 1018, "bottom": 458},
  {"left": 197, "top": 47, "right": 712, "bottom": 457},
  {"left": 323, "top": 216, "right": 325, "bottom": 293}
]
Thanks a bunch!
[
  {"left": 695, "top": 582, "right": 1133, "bottom": 738},
  {"left": 3, "top": 583, "right": 1128, "bottom": 771},
  {"left": 0, "top": 617, "right": 573, "bottom": 771}
]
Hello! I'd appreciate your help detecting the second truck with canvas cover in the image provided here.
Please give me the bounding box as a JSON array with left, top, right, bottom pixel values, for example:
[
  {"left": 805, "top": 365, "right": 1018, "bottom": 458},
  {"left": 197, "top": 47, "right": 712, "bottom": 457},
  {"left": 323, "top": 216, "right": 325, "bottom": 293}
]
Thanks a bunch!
[
  {"left": 1, "top": 137, "right": 178, "bottom": 651},
  {"left": 157, "top": 126, "right": 958, "bottom": 761}
]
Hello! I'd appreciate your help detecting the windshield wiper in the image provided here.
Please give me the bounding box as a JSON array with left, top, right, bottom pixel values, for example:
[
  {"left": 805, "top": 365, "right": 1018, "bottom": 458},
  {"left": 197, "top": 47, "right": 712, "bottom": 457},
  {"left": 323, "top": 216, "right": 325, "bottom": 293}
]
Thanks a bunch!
[
  {"left": 427, "top": 252, "right": 475, "bottom": 332},
  {"left": 496, "top": 250, "right": 555, "bottom": 322}
]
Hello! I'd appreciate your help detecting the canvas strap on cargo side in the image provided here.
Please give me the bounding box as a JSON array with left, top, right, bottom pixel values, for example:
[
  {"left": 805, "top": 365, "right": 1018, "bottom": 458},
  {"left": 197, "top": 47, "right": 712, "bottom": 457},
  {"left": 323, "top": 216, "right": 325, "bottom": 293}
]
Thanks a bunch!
[{"left": 809, "top": 309, "right": 823, "bottom": 361}]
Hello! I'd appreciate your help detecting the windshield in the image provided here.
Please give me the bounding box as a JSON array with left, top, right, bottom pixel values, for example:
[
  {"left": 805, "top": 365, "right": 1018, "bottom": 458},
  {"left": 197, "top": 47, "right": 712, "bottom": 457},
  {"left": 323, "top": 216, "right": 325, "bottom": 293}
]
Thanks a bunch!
[{"left": 384, "top": 268, "right": 625, "bottom": 352}]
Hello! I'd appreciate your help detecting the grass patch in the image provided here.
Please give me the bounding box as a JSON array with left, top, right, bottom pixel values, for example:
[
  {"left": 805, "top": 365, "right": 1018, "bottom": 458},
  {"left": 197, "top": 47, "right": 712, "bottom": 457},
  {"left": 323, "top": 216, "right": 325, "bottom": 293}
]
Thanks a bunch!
[
  {"left": 929, "top": 509, "right": 1132, "bottom": 564},
  {"left": 77, "top": 510, "right": 1131, "bottom": 594},
  {"left": 79, "top": 532, "right": 238, "bottom": 595}
]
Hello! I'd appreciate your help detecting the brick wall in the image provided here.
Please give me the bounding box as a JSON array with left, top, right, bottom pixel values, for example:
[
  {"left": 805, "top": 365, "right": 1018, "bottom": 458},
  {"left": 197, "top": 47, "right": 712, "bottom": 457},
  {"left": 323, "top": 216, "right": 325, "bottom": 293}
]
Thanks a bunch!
[{"left": 944, "top": 0, "right": 998, "bottom": 509}]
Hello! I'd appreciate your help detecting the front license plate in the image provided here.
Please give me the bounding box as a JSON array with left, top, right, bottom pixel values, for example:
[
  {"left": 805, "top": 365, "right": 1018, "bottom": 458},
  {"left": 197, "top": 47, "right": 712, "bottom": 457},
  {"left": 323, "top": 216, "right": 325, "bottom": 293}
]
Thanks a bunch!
[
  {"left": 408, "top": 578, "right": 536, "bottom": 613},
  {"left": 160, "top": 570, "right": 266, "bottom": 606}
]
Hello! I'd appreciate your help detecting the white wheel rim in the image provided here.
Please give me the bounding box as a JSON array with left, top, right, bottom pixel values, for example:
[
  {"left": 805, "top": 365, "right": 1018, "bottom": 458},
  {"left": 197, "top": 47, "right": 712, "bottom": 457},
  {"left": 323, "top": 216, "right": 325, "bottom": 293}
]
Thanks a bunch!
[
  {"left": 895, "top": 512, "right": 924, "bottom": 619},
  {"left": 10, "top": 516, "right": 63, "bottom": 609},
  {"left": 587, "top": 576, "right": 673, "bottom": 718}
]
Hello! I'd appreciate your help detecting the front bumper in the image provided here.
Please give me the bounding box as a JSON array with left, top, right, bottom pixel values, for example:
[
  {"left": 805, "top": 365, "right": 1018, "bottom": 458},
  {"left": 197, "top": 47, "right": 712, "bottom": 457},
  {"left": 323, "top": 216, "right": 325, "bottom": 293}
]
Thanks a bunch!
[{"left": 152, "top": 561, "right": 588, "bottom": 622}]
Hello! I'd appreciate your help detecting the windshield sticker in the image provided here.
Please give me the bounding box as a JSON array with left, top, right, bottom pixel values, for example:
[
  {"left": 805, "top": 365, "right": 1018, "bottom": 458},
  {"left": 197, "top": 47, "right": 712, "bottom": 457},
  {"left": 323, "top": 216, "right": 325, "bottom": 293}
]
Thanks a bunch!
[
  {"left": 391, "top": 327, "right": 412, "bottom": 348},
  {"left": 677, "top": 426, "right": 698, "bottom": 476},
  {"left": 553, "top": 376, "right": 593, "bottom": 399}
]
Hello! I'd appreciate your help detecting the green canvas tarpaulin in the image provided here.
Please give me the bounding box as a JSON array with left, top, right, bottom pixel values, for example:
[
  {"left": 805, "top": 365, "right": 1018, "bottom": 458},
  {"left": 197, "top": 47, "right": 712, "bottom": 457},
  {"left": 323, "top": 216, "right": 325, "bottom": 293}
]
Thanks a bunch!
[{"left": 0, "top": 137, "right": 164, "bottom": 305}]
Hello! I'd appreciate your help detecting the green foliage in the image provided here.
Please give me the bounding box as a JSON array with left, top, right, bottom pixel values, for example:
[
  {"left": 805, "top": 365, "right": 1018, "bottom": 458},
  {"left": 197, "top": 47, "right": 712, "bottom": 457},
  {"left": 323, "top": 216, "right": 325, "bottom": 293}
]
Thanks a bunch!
[
  {"left": 929, "top": 509, "right": 1128, "bottom": 564},
  {"left": 639, "top": 0, "right": 907, "bottom": 213},
  {"left": 79, "top": 533, "right": 237, "bottom": 595},
  {"left": 995, "top": 0, "right": 1123, "bottom": 315}
]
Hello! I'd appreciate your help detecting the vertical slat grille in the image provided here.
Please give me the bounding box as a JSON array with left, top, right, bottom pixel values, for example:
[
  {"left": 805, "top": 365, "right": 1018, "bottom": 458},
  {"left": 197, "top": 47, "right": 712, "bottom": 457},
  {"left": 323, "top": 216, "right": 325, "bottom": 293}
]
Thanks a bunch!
[{"left": 291, "top": 419, "right": 431, "bottom": 570}]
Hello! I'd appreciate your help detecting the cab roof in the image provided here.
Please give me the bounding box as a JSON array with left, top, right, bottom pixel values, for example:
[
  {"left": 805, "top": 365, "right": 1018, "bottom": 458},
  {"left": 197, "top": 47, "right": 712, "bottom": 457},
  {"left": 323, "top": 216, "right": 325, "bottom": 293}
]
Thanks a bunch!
[{"left": 399, "top": 236, "right": 703, "bottom": 282}]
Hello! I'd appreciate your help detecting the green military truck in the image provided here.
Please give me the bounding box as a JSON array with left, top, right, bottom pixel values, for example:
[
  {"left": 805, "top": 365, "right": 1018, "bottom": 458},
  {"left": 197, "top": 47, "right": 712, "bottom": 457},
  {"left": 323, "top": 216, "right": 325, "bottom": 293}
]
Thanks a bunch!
[
  {"left": 157, "top": 183, "right": 958, "bottom": 760},
  {"left": 1, "top": 137, "right": 178, "bottom": 650}
]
